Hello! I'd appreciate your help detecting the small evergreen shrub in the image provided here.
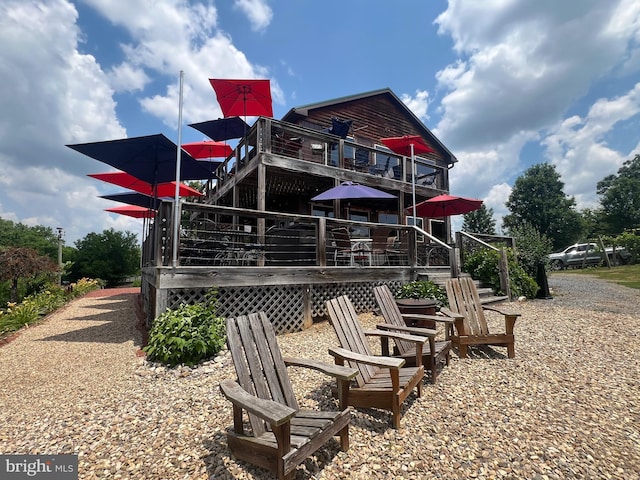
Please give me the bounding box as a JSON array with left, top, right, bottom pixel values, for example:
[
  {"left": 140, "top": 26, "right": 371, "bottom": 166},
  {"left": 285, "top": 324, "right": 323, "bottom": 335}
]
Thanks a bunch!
[
  {"left": 143, "top": 289, "right": 226, "bottom": 367},
  {"left": 395, "top": 280, "right": 448, "bottom": 307}
]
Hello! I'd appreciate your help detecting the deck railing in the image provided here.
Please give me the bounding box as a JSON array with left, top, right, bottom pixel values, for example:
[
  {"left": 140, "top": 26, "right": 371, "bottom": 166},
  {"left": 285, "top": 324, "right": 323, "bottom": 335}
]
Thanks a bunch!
[
  {"left": 207, "top": 117, "right": 447, "bottom": 195},
  {"left": 143, "top": 201, "right": 459, "bottom": 274}
]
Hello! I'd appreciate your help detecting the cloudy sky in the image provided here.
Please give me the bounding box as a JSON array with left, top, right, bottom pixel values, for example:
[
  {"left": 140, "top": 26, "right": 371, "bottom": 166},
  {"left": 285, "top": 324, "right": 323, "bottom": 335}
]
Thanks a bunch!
[{"left": 1, "top": 0, "right": 639, "bottom": 244}]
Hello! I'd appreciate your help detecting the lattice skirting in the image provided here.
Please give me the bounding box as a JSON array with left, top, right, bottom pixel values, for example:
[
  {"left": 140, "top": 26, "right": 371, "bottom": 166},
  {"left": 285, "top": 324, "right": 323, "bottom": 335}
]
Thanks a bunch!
[{"left": 150, "top": 280, "right": 404, "bottom": 334}]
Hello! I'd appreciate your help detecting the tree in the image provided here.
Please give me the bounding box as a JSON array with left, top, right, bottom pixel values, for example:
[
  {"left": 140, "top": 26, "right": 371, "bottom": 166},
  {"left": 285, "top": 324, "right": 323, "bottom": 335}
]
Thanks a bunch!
[
  {"left": 596, "top": 154, "right": 640, "bottom": 234},
  {"left": 0, "top": 218, "right": 60, "bottom": 261},
  {"left": 503, "top": 163, "right": 584, "bottom": 250},
  {"left": 0, "top": 247, "right": 57, "bottom": 302},
  {"left": 461, "top": 204, "right": 496, "bottom": 235},
  {"left": 69, "top": 229, "right": 140, "bottom": 287}
]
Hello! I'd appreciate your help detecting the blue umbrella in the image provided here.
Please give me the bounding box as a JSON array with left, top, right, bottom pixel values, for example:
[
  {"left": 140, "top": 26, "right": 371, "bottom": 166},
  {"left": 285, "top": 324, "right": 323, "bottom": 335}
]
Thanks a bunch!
[
  {"left": 311, "top": 181, "right": 396, "bottom": 201},
  {"left": 67, "top": 134, "right": 215, "bottom": 184},
  {"left": 188, "top": 117, "right": 250, "bottom": 141},
  {"left": 100, "top": 192, "right": 164, "bottom": 210}
]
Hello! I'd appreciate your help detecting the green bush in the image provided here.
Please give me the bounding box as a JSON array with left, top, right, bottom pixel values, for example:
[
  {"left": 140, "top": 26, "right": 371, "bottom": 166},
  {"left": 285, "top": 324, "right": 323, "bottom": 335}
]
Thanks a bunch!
[
  {"left": 395, "top": 280, "right": 448, "bottom": 307},
  {"left": 506, "top": 223, "right": 553, "bottom": 277},
  {"left": 0, "top": 279, "right": 101, "bottom": 337},
  {"left": 463, "top": 248, "right": 539, "bottom": 299},
  {"left": 613, "top": 231, "right": 640, "bottom": 264},
  {"left": 143, "top": 289, "right": 226, "bottom": 367}
]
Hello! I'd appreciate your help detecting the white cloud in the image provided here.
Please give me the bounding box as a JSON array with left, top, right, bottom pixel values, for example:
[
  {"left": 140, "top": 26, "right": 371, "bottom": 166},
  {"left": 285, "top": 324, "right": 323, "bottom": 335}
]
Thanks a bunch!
[
  {"left": 233, "top": 0, "right": 273, "bottom": 32},
  {"left": 434, "top": 1, "right": 640, "bottom": 149},
  {"left": 401, "top": 90, "right": 430, "bottom": 121},
  {"left": 0, "top": 0, "right": 126, "bottom": 242},
  {"left": 542, "top": 82, "right": 640, "bottom": 207}
]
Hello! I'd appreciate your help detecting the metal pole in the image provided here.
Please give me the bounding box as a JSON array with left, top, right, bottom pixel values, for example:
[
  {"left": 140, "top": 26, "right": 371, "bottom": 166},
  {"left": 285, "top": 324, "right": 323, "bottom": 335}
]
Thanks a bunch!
[
  {"left": 172, "top": 70, "right": 184, "bottom": 268},
  {"left": 410, "top": 143, "right": 416, "bottom": 216},
  {"left": 56, "top": 227, "right": 63, "bottom": 286}
]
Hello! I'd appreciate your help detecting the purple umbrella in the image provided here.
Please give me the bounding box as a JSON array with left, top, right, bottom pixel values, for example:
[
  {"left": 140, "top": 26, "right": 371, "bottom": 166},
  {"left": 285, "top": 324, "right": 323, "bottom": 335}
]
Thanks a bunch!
[{"left": 311, "top": 182, "right": 396, "bottom": 201}]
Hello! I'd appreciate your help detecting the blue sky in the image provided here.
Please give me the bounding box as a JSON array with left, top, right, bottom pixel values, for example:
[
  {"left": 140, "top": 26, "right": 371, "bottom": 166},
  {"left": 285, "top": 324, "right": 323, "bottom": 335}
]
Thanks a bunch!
[{"left": 1, "top": 0, "right": 639, "bottom": 244}]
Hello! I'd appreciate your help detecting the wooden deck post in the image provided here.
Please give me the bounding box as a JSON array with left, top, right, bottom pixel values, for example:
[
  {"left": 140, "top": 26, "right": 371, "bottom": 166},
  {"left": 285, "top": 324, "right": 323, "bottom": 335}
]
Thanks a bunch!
[{"left": 302, "top": 285, "right": 313, "bottom": 329}]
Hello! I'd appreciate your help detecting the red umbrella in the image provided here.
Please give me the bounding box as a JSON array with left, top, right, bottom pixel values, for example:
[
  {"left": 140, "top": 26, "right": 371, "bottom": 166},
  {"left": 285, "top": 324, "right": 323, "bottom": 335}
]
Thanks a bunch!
[
  {"left": 181, "top": 140, "right": 232, "bottom": 159},
  {"left": 380, "top": 135, "right": 434, "bottom": 157},
  {"left": 407, "top": 194, "right": 483, "bottom": 217},
  {"left": 88, "top": 172, "right": 203, "bottom": 197},
  {"left": 209, "top": 79, "right": 273, "bottom": 118},
  {"left": 381, "top": 135, "right": 435, "bottom": 215},
  {"left": 105, "top": 205, "right": 156, "bottom": 219}
]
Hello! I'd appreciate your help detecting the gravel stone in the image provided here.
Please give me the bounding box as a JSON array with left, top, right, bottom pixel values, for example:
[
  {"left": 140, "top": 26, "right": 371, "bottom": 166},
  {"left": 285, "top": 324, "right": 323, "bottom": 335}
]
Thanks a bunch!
[{"left": 1, "top": 276, "right": 639, "bottom": 479}]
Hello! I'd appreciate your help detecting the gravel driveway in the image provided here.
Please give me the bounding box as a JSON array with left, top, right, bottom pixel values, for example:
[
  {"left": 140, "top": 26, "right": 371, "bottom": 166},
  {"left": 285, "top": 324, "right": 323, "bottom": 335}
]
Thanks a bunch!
[{"left": 0, "top": 275, "right": 639, "bottom": 479}]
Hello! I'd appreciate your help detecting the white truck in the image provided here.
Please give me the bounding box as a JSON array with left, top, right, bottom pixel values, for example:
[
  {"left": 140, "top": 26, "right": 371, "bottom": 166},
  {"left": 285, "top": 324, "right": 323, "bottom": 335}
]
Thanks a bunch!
[{"left": 548, "top": 243, "right": 631, "bottom": 270}]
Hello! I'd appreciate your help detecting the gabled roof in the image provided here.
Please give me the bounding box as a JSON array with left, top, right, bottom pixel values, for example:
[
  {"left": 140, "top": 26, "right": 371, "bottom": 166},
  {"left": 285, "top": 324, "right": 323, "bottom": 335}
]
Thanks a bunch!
[{"left": 282, "top": 88, "right": 457, "bottom": 163}]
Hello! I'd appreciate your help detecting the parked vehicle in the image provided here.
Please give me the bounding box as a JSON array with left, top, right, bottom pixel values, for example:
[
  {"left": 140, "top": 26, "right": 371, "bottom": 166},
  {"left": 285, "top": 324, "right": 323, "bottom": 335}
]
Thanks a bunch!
[{"left": 548, "top": 243, "right": 631, "bottom": 270}]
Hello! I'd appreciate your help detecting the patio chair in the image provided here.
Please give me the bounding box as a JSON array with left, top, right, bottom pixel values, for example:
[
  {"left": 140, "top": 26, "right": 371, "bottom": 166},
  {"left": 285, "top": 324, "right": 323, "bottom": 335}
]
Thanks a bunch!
[
  {"left": 220, "top": 312, "right": 358, "bottom": 480},
  {"left": 331, "top": 227, "right": 370, "bottom": 265},
  {"left": 326, "top": 295, "right": 425, "bottom": 429},
  {"left": 443, "top": 277, "right": 520, "bottom": 358},
  {"left": 373, "top": 285, "right": 457, "bottom": 383}
]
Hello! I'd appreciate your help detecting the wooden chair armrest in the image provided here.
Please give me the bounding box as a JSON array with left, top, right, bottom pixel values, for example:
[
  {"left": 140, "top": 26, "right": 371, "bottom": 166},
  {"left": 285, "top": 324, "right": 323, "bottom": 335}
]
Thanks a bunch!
[
  {"left": 483, "top": 306, "right": 521, "bottom": 318},
  {"left": 329, "top": 346, "right": 405, "bottom": 369},
  {"left": 400, "top": 313, "right": 455, "bottom": 325},
  {"left": 283, "top": 357, "right": 358, "bottom": 381},
  {"left": 439, "top": 307, "right": 465, "bottom": 321},
  {"left": 363, "top": 328, "right": 426, "bottom": 344},
  {"left": 219, "top": 379, "right": 296, "bottom": 427},
  {"left": 376, "top": 323, "right": 437, "bottom": 337}
]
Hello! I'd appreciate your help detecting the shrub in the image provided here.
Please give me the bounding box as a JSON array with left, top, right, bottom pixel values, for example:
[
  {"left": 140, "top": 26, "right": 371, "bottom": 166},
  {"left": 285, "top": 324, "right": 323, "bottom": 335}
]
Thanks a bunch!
[
  {"left": 395, "top": 280, "right": 448, "bottom": 306},
  {"left": 143, "top": 289, "right": 226, "bottom": 367},
  {"left": 463, "top": 247, "right": 539, "bottom": 299},
  {"left": 506, "top": 223, "right": 553, "bottom": 277},
  {"left": 0, "top": 279, "right": 101, "bottom": 337}
]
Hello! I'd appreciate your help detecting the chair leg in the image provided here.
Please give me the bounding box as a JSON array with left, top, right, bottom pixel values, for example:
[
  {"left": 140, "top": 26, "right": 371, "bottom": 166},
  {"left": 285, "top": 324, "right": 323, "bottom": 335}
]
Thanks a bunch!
[
  {"left": 459, "top": 344, "right": 468, "bottom": 358},
  {"left": 339, "top": 425, "right": 349, "bottom": 451},
  {"left": 507, "top": 342, "right": 515, "bottom": 358}
]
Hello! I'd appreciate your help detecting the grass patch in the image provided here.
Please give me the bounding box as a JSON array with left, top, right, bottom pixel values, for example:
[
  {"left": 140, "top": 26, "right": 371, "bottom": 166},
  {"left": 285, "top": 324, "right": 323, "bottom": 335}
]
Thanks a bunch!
[{"left": 551, "top": 264, "right": 640, "bottom": 289}]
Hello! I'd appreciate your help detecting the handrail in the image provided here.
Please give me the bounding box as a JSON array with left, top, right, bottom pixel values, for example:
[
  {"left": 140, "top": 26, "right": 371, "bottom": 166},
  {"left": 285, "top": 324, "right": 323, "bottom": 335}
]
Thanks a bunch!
[
  {"left": 412, "top": 225, "right": 451, "bottom": 250},
  {"left": 458, "top": 231, "right": 499, "bottom": 251}
]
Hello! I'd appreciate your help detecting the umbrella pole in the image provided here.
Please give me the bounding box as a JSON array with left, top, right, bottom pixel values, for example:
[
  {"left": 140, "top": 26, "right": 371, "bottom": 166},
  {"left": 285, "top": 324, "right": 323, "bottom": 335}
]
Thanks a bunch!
[
  {"left": 410, "top": 143, "right": 416, "bottom": 216},
  {"left": 172, "top": 70, "right": 184, "bottom": 268}
]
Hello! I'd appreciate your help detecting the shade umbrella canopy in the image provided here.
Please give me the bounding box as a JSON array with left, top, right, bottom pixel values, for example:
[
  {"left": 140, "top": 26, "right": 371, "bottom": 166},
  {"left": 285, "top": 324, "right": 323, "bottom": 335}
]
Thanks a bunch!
[
  {"left": 408, "top": 194, "right": 483, "bottom": 217},
  {"left": 68, "top": 134, "right": 215, "bottom": 184},
  {"left": 182, "top": 140, "right": 232, "bottom": 159},
  {"left": 105, "top": 205, "right": 156, "bottom": 219},
  {"left": 311, "top": 182, "right": 396, "bottom": 201},
  {"left": 101, "top": 192, "right": 164, "bottom": 209},
  {"left": 88, "top": 172, "right": 203, "bottom": 197},
  {"left": 209, "top": 79, "right": 273, "bottom": 118},
  {"left": 188, "top": 117, "right": 250, "bottom": 141},
  {"left": 380, "top": 135, "right": 434, "bottom": 157}
]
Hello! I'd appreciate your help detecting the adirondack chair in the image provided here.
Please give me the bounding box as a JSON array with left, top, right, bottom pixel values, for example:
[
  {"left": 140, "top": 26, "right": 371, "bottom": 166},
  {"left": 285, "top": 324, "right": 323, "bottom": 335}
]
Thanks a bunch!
[
  {"left": 444, "top": 277, "right": 521, "bottom": 358},
  {"left": 326, "top": 295, "right": 425, "bottom": 429},
  {"left": 220, "top": 312, "right": 358, "bottom": 480},
  {"left": 373, "top": 284, "right": 457, "bottom": 383}
]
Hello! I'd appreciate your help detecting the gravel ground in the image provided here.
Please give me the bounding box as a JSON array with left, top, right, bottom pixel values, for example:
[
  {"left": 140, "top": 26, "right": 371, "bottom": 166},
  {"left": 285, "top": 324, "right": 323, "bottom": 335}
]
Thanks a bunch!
[{"left": 1, "top": 275, "right": 639, "bottom": 480}]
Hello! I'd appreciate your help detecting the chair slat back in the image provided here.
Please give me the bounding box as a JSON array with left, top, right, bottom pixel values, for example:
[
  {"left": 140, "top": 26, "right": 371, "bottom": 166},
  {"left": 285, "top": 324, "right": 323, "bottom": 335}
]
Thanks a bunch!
[
  {"left": 373, "top": 285, "right": 414, "bottom": 355},
  {"left": 326, "top": 296, "right": 375, "bottom": 386},
  {"left": 226, "top": 312, "right": 299, "bottom": 437},
  {"left": 445, "top": 277, "right": 489, "bottom": 335},
  {"left": 331, "top": 228, "right": 352, "bottom": 249}
]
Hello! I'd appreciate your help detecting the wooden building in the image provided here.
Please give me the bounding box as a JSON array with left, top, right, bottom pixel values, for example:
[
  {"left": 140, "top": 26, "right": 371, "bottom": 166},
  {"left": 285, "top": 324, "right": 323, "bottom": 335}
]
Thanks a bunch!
[{"left": 141, "top": 88, "right": 463, "bottom": 333}]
